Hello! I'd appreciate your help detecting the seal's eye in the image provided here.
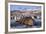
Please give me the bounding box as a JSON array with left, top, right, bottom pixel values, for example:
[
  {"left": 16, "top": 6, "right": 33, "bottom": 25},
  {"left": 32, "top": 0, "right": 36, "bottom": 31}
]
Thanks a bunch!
[{"left": 34, "top": 16, "right": 37, "bottom": 19}]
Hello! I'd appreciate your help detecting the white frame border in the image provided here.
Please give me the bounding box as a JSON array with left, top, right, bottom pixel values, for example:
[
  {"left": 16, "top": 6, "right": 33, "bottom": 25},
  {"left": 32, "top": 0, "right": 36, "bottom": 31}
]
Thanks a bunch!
[{"left": 8, "top": 2, "right": 44, "bottom": 32}]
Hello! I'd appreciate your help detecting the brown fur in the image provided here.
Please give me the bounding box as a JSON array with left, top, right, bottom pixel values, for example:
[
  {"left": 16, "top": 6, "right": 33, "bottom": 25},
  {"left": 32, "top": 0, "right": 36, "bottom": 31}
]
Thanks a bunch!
[{"left": 19, "top": 17, "right": 33, "bottom": 26}]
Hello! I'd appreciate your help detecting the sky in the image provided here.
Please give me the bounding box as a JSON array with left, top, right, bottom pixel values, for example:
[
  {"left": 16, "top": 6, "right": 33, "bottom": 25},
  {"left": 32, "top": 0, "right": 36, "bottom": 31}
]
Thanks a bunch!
[{"left": 10, "top": 5, "right": 41, "bottom": 11}]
